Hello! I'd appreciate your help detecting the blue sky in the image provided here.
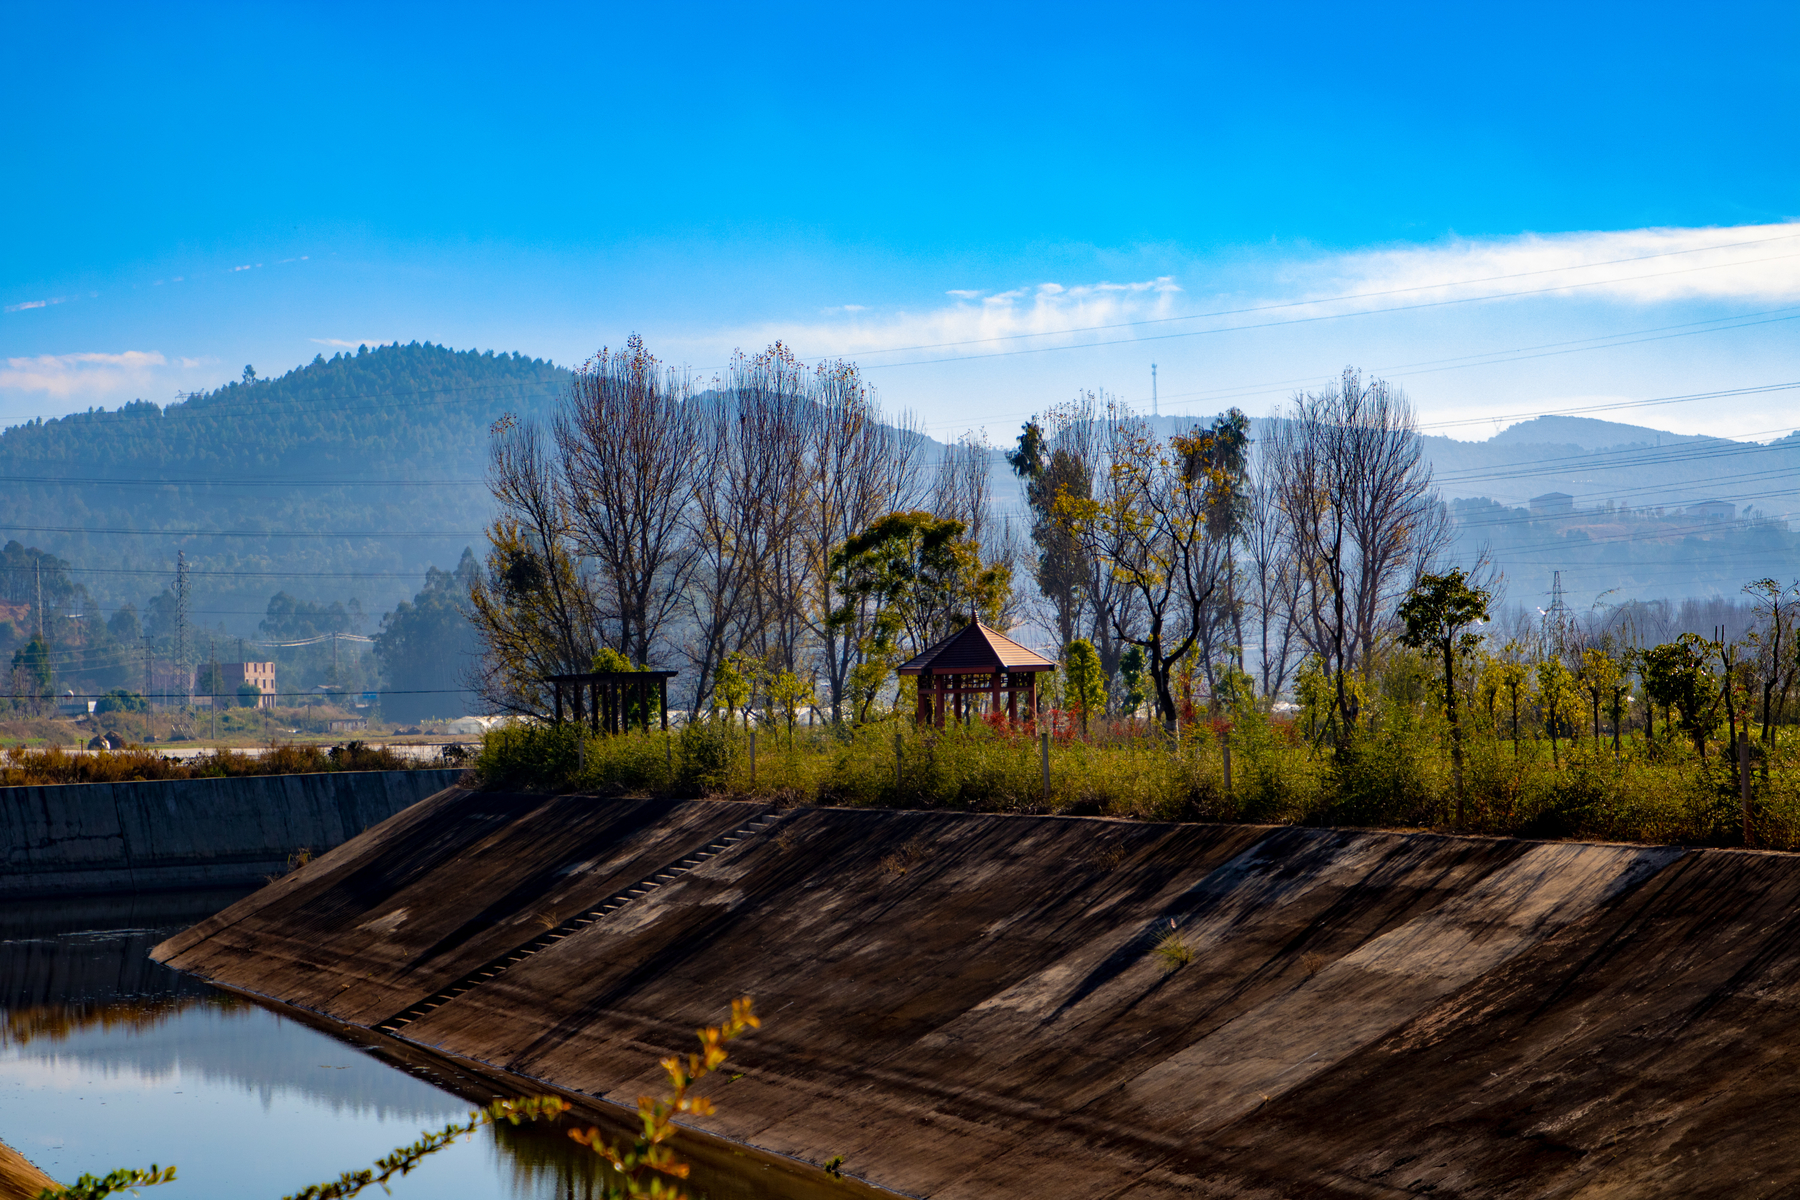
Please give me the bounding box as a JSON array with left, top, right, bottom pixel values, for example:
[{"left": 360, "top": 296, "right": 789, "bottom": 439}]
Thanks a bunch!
[{"left": 3, "top": 0, "right": 1796, "bottom": 440}]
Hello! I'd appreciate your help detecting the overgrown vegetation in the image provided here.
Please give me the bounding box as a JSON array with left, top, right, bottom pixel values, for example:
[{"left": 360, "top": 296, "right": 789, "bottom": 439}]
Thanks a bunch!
[
  {"left": 0, "top": 741, "right": 435, "bottom": 786},
  {"left": 476, "top": 672, "right": 1800, "bottom": 850}
]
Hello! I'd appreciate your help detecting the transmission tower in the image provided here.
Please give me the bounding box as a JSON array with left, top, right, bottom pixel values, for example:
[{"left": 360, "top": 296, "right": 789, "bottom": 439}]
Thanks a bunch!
[
  {"left": 1151, "top": 363, "right": 1159, "bottom": 419},
  {"left": 1543, "top": 570, "right": 1571, "bottom": 651}
]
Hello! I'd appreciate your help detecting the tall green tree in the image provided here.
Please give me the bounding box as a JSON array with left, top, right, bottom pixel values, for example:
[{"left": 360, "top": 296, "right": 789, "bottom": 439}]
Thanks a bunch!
[
  {"left": 1642, "top": 635, "right": 1717, "bottom": 756},
  {"left": 9, "top": 634, "right": 51, "bottom": 712},
  {"left": 374, "top": 550, "right": 481, "bottom": 722},
  {"left": 828, "top": 511, "right": 1010, "bottom": 660},
  {"left": 1397, "top": 568, "right": 1490, "bottom": 818},
  {"left": 1063, "top": 638, "right": 1107, "bottom": 737}
]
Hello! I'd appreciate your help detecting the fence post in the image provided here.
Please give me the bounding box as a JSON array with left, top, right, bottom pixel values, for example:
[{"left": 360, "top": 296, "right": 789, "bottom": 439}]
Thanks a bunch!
[
  {"left": 1040, "top": 730, "right": 1051, "bottom": 804},
  {"left": 1222, "top": 732, "right": 1232, "bottom": 796},
  {"left": 750, "top": 728, "right": 757, "bottom": 790},
  {"left": 1741, "top": 738, "right": 1752, "bottom": 846},
  {"left": 894, "top": 730, "right": 903, "bottom": 795}
]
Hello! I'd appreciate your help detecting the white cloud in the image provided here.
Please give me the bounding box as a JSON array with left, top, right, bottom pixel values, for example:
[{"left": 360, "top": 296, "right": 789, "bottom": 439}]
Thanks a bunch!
[
  {"left": 0, "top": 351, "right": 168, "bottom": 398},
  {"left": 309, "top": 338, "right": 391, "bottom": 348},
  {"left": 719, "top": 276, "right": 1186, "bottom": 366},
  {"left": 1304, "top": 222, "right": 1800, "bottom": 307}
]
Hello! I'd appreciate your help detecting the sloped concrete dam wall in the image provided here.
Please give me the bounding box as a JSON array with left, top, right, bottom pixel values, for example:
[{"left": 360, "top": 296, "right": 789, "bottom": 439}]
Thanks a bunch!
[
  {"left": 155, "top": 792, "right": 1800, "bottom": 1198},
  {"left": 0, "top": 769, "right": 465, "bottom": 896}
]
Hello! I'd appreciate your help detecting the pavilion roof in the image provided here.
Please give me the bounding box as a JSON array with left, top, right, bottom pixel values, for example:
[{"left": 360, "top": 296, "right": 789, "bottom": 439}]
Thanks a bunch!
[{"left": 896, "top": 621, "right": 1056, "bottom": 676}]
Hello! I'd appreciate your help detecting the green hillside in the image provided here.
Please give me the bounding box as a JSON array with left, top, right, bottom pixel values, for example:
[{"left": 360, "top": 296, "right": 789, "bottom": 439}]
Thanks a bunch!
[{"left": 0, "top": 342, "right": 566, "bottom": 625}]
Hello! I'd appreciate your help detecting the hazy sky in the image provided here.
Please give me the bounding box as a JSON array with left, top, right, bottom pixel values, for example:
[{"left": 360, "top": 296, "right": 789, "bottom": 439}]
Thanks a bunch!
[{"left": 3, "top": 1, "right": 1796, "bottom": 442}]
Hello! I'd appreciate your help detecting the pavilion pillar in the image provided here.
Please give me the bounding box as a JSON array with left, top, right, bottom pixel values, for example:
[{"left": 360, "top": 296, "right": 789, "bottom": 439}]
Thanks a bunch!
[
  {"left": 935, "top": 675, "right": 946, "bottom": 729},
  {"left": 660, "top": 678, "right": 669, "bottom": 731},
  {"left": 916, "top": 673, "right": 932, "bottom": 726},
  {"left": 1007, "top": 674, "right": 1018, "bottom": 723},
  {"left": 991, "top": 669, "right": 1001, "bottom": 720}
]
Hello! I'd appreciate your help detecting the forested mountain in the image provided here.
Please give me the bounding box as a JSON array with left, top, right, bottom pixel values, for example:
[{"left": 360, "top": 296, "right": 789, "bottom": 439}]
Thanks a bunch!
[{"left": 0, "top": 341, "right": 566, "bottom": 624}]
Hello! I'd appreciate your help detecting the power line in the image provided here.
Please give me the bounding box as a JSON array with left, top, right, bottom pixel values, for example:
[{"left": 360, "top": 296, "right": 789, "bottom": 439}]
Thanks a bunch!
[
  {"left": 0, "top": 474, "right": 484, "bottom": 488},
  {"left": 0, "top": 524, "right": 481, "bottom": 539}
]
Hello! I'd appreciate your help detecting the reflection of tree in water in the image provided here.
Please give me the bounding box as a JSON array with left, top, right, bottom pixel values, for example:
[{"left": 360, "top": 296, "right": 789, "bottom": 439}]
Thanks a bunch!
[
  {"left": 0, "top": 902, "right": 465, "bottom": 1121},
  {"left": 485, "top": 1108, "right": 840, "bottom": 1200},
  {"left": 490, "top": 1119, "right": 609, "bottom": 1200},
  {"left": 3, "top": 992, "right": 242, "bottom": 1047},
  {"left": 0, "top": 911, "right": 230, "bottom": 1048}
]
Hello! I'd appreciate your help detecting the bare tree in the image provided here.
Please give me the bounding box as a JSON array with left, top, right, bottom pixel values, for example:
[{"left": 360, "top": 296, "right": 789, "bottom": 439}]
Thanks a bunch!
[
  {"left": 556, "top": 336, "right": 701, "bottom": 666},
  {"left": 1267, "top": 368, "right": 1448, "bottom": 733},
  {"left": 1243, "top": 434, "right": 1302, "bottom": 699},
  {"left": 682, "top": 345, "right": 811, "bottom": 711},
  {"left": 468, "top": 415, "right": 604, "bottom": 715}
]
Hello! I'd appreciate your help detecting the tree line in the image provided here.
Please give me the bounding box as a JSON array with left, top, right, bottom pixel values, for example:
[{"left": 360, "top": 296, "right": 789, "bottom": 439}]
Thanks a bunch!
[
  {"left": 472, "top": 336, "right": 1023, "bottom": 721},
  {"left": 471, "top": 349, "right": 1461, "bottom": 731}
]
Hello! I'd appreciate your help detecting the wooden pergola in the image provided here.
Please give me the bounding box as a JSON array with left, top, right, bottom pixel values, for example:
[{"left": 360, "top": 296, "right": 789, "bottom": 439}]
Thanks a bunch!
[
  {"left": 896, "top": 621, "right": 1056, "bottom": 727},
  {"left": 545, "top": 670, "right": 678, "bottom": 734}
]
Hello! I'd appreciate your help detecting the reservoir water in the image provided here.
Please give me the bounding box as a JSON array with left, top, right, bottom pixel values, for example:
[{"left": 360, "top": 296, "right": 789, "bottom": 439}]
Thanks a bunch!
[{"left": 0, "top": 891, "right": 830, "bottom": 1200}]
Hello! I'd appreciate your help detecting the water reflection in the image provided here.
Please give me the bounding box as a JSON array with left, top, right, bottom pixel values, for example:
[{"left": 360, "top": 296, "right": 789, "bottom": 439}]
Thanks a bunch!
[{"left": 0, "top": 890, "right": 872, "bottom": 1200}]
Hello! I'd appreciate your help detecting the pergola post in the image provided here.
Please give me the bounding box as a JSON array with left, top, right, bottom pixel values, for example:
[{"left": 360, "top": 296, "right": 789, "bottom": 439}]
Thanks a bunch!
[{"left": 553, "top": 681, "right": 564, "bottom": 724}]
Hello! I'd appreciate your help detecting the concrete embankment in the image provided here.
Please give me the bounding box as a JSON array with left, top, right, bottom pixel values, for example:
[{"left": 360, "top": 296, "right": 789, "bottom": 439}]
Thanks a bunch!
[
  {"left": 157, "top": 791, "right": 1800, "bottom": 1198},
  {"left": 1, "top": 769, "right": 464, "bottom": 896},
  {"left": 0, "top": 1136, "right": 56, "bottom": 1200}
]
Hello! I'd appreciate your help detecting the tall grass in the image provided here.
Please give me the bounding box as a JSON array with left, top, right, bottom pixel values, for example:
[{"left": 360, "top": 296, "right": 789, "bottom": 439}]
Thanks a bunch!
[
  {"left": 476, "top": 707, "right": 1800, "bottom": 850},
  {"left": 0, "top": 741, "right": 430, "bottom": 786}
]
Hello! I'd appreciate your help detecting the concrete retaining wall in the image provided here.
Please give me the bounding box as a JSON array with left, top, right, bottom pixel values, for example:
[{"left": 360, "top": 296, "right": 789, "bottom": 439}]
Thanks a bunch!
[
  {"left": 160, "top": 796, "right": 1800, "bottom": 1198},
  {"left": 0, "top": 769, "right": 465, "bottom": 897}
]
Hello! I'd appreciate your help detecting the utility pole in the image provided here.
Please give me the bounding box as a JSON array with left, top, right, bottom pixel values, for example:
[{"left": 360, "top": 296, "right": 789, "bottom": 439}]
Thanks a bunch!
[
  {"left": 144, "top": 634, "right": 155, "bottom": 742},
  {"left": 34, "top": 558, "right": 47, "bottom": 706},
  {"left": 175, "top": 551, "right": 191, "bottom": 709}
]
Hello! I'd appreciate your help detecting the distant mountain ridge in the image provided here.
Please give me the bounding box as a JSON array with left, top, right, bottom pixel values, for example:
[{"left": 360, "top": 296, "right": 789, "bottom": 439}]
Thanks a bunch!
[{"left": 1481, "top": 415, "right": 1718, "bottom": 451}]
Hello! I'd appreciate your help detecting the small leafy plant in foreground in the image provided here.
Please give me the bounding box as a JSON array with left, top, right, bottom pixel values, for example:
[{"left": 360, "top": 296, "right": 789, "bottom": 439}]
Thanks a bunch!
[
  {"left": 34, "top": 1165, "right": 176, "bottom": 1200},
  {"left": 36, "top": 998, "right": 763, "bottom": 1200}
]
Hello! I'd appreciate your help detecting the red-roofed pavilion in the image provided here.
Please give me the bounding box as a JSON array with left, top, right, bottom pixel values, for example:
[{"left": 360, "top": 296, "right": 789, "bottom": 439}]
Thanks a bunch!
[{"left": 896, "top": 621, "right": 1056, "bottom": 727}]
